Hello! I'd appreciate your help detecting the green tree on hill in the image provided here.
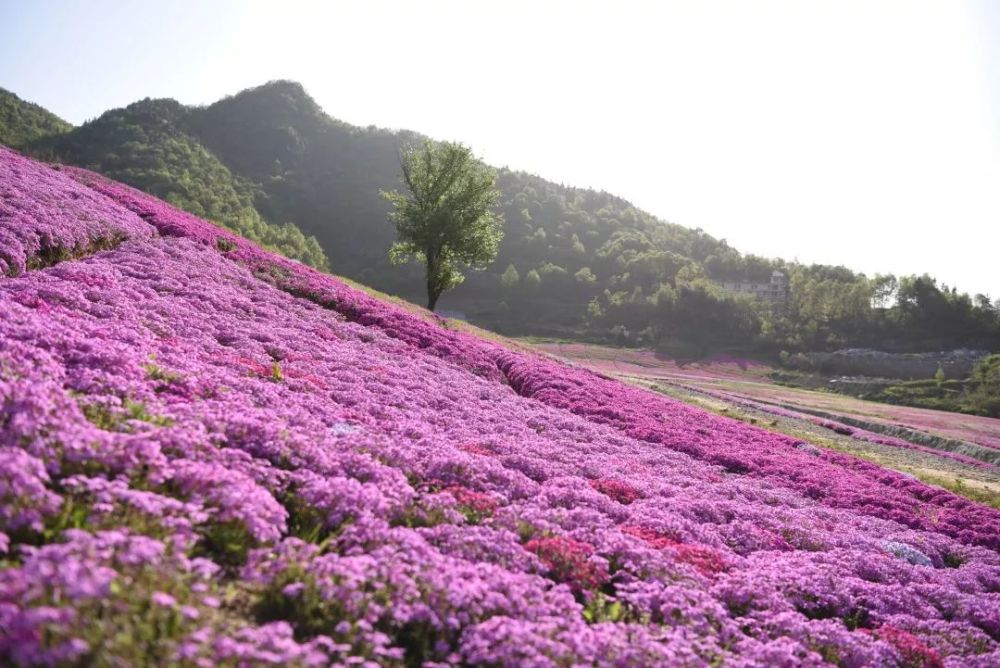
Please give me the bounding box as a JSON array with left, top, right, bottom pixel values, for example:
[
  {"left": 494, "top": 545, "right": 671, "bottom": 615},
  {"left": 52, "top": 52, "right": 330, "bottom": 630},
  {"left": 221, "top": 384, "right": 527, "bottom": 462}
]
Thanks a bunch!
[
  {"left": 500, "top": 264, "right": 520, "bottom": 289},
  {"left": 525, "top": 269, "right": 542, "bottom": 291},
  {"left": 383, "top": 141, "right": 503, "bottom": 311}
]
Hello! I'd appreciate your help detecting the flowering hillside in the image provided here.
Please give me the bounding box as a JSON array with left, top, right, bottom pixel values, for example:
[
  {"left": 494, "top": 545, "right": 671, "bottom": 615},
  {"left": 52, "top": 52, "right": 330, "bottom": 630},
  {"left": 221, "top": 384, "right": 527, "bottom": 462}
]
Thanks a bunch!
[{"left": 1, "top": 144, "right": 999, "bottom": 666}]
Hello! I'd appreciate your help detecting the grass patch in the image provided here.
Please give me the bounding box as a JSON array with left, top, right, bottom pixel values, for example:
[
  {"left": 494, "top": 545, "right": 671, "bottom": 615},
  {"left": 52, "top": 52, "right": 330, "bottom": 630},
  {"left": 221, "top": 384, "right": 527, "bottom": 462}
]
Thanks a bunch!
[
  {"left": 914, "top": 474, "right": 1000, "bottom": 509},
  {"left": 216, "top": 237, "right": 236, "bottom": 252},
  {"left": 145, "top": 359, "right": 184, "bottom": 384},
  {"left": 193, "top": 520, "right": 256, "bottom": 568},
  {"left": 19, "top": 232, "right": 129, "bottom": 274},
  {"left": 80, "top": 398, "right": 173, "bottom": 432}
]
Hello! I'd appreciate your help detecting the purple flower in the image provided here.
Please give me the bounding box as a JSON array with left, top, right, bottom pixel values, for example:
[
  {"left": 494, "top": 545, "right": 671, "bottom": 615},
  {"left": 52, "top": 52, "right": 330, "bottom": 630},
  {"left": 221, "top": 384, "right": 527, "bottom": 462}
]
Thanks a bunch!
[{"left": 151, "top": 591, "right": 177, "bottom": 608}]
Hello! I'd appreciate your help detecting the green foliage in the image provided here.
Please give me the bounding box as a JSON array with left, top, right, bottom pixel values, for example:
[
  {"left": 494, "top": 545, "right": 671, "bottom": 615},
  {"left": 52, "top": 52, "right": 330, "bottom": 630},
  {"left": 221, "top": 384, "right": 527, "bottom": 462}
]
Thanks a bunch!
[
  {"left": 867, "top": 380, "right": 964, "bottom": 413},
  {"left": 80, "top": 398, "right": 173, "bottom": 432},
  {"left": 17, "top": 231, "right": 128, "bottom": 275},
  {"left": 382, "top": 141, "right": 503, "bottom": 311},
  {"left": 254, "top": 565, "right": 415, "bottom": 663},
  {"left": 0, "top": 87, "right": 72, "bottom": 147},
  {"left": 281, "top": 491, "right": 336, "bottom": 544},
  {"left": 389, "top": 499, "right": 453, "bottom": 529},
  {"left": 971, "top": 354, "right": 1000, "bottom": 384},
  {"left": 194, "top": 519, "right": 256, "bottom": 568},
  {"left": 582, "top": 592, "right": 628, "bottom": 624},
  {"left": 23, "top": 96, "right": 328, "bottom": 270},
  {"left": 967, "top": 354, "right": 1000, "bottom": 417},
  {"left": 144, "top": 359, "right": 184, "bottom": 386},
  {"left": 524, "top": 269, "right": 542, "bottom": 290},
  {"left": 914, "top": 473, "right": 1000, "bottom": 509},
  {"left": 761, "top": 268, "right": 999, "bottom": 354},
  {"left": 43, "top": 495, "right": 93, "bottom": 540},
  {"left": 499, "top": 263, "right": 520, "bottom": 288},
  {"left": 575, "top": 267, "right": 596, "bottom": 285}
]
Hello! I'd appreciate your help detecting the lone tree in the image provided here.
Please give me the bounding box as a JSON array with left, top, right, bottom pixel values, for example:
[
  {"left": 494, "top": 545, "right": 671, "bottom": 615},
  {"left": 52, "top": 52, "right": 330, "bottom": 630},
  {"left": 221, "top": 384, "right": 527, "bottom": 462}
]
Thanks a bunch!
[{"left": 383, "top": 141, "right": 503, "bottom": 311}]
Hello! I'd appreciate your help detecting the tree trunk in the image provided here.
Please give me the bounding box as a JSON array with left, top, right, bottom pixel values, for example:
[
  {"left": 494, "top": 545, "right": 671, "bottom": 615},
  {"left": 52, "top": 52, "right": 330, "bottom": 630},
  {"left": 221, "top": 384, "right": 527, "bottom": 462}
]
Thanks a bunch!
[{"left": 426, "top": 247, "right": 440, "bottom": 312}]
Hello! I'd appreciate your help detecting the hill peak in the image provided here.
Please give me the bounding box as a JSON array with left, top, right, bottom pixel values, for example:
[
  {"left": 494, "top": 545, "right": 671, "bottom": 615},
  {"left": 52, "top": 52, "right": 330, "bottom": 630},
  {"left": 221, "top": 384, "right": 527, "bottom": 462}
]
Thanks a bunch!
[
  {"left": 116, "top": 97, "right": 189, "bottom": 125},
  {"left": 205, "top": 79, "right": 325, "bottom": 125}
]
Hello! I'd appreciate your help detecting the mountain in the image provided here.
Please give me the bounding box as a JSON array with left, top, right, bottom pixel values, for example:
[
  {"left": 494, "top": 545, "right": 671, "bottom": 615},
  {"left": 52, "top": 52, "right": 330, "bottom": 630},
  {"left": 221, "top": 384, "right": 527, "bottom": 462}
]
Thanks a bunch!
[
  {"left": 6, "top": 81, "right": 998, "bottom": 353},
  {"left": 0, "top": 87, "right": 72, "bottom": 147},
  {"left": 3, "top": 144, "right": 998, "bottom": 665},
  {"left": 187, "top": 82, "right": 747, "bottom": 337}
]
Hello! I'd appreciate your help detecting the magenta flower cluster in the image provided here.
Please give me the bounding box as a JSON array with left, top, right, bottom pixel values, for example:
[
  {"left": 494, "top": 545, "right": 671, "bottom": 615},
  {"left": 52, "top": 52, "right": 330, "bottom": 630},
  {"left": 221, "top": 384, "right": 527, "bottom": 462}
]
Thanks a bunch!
[{"left": 1, "top": 144, "right": 999, "bottom": 666}]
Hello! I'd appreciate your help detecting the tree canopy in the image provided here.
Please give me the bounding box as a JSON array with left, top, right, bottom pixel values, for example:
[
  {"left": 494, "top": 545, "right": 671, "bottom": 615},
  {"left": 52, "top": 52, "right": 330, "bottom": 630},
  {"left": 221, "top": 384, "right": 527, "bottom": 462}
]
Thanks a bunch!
[{"left": 383, "top": 141, "right": 502, "bottom": 311}]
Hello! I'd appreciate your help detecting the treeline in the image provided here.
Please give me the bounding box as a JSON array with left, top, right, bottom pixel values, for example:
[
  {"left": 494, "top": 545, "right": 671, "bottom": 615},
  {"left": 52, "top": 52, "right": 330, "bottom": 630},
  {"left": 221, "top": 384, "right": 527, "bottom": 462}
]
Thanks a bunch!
[
  {"left": 4, "top": 81, "right": 996, "bottom": 355},
  {"left": 567, "top": 264, "right": 1000, "bottom": 356}
]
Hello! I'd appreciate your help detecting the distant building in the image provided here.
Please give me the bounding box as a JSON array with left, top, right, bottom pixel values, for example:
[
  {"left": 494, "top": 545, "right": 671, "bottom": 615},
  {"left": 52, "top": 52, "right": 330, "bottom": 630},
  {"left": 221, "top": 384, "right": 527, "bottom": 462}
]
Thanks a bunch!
[{"left": 715, "top": 270, "right": 789, "bottom": 303}]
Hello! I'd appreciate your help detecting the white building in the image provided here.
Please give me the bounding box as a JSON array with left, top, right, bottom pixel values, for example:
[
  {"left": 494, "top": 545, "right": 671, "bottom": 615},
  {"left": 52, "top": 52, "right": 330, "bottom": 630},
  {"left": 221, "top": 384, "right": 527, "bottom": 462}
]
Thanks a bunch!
[{"left": 715, "top": 270, "right": 789, "bottom": 303}]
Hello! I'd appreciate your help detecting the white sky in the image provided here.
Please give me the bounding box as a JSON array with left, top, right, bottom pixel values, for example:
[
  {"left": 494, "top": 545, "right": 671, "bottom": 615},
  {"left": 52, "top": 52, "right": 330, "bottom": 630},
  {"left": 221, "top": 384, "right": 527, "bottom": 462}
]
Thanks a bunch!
[{"left": 2, "top": 0, "right": 999, "bottom": 296}]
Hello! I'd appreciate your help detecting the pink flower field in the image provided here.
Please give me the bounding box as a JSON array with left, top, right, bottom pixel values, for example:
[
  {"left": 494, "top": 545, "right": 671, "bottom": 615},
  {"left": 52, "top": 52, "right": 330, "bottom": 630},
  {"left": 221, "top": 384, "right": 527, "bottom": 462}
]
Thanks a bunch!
[{"left": 2, "top": 144, "right": 1000, "bottom": 666}]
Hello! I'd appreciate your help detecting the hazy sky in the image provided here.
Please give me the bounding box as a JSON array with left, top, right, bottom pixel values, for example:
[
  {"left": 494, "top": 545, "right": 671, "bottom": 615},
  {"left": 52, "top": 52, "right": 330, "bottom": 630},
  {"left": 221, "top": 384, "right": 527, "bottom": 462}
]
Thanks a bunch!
[{"left": 3, "top": 0, "right": 999, "bottom": 296}]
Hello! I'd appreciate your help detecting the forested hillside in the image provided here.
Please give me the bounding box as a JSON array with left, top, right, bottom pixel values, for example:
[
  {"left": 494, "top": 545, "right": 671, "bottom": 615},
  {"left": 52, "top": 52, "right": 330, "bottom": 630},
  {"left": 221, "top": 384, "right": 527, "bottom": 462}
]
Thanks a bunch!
[
  {"left": 0, "top": 87, "right": 71, "bottom": 147},
  {"left": 4, "top": 80, "right": 998, "bottom": 353}
]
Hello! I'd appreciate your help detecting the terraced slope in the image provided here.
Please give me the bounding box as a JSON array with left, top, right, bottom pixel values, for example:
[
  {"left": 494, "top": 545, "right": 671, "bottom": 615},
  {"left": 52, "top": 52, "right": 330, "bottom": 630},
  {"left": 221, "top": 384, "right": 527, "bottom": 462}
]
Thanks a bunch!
[{"left": 1, "top": 145, "right": 999, "bottom": 666}]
